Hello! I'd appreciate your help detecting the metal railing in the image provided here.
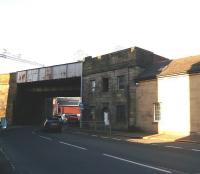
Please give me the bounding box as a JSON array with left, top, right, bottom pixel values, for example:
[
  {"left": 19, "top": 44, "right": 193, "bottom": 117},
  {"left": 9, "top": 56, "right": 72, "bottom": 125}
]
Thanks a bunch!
[{"left": 80, "top": 121, "right": 112, "bottom": 136}]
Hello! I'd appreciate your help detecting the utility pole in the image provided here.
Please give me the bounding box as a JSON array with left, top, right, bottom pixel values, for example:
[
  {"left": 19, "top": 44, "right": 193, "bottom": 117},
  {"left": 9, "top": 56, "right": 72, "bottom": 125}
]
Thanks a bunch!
[{"left": 80, "top": 61, "right": 83, "bottom": 129}]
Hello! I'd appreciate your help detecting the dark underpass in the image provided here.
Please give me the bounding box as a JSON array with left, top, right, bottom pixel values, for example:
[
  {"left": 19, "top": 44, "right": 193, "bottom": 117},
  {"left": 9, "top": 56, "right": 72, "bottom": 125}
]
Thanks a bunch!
[{"left": 14, "top": 77, "right": 81, "bottom": 125}]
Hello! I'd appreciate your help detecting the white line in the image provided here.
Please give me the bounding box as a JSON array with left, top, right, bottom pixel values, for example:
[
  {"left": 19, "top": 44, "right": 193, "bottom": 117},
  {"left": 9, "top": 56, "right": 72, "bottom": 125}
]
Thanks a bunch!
[
  {"left": 112, "top": 138, "right": 121, "bottom": 141},
  {"left": 192, "top": 149, "right": 200, "bottom": 152},
  {"left": 0, "top": 148, "right": 9, "bottom": 161},
  {"left": 59, "top": 141, "right": 87, "bottom": 150},
  {"left": 165, "top": 146, "right": 183, "bottom": 149},
  {"left": 103, "top": 153, "right": 172, "bottom": 174},
  {"left": 151, "top": 144, "right": 158, "bottom": 146},
  {"left": 39, "top": 135, "right": 52, "bottom": 141},
  {"left": 101, "top": 136, "right": 109, "bottom": 139},
  {"left": 0, "top": 148, "right": 15, "bottom": 171},
  {"left": 91, "top": 135, "right": 98, "bottom": 137}
]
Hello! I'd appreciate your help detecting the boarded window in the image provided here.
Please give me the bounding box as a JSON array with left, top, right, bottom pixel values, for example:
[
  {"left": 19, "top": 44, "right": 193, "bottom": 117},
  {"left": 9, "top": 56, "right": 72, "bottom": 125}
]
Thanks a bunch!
[
  {"left": 116, "top": 105, "right": 126, "bottom": 123},
  {"left": 117, "top": 75, "right": 125, "bottom": 90},
  {"left": 102, "top": 78, "right": 109, "bottom": 92},
  {"left": 154, "top": 102, "right": 161, "bottom": 122}
]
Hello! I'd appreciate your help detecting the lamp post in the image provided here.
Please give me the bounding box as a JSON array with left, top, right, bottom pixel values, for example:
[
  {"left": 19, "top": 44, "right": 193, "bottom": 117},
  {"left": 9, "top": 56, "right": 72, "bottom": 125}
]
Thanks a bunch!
[{"left": 80, "top": 61, "right": 83, "bottom": 128}]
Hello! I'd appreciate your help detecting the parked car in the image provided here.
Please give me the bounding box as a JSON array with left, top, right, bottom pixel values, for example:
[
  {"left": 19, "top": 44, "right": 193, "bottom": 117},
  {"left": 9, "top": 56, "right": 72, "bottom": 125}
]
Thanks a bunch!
[
  {"left": 43, "top": 116, "right": 63, "bottom": 132},
  {"left": 64, "top": 114, "right": 80, "bottom": 125},
  {"left": 54, "top": 115, "right": 63, "bottom": 123}
]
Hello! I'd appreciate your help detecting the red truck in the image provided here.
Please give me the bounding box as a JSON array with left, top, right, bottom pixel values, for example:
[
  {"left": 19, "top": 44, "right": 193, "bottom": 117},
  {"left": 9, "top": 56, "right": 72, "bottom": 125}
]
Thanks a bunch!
[{"left": 54, "top": 97, "right": 80, "bottom": 125}]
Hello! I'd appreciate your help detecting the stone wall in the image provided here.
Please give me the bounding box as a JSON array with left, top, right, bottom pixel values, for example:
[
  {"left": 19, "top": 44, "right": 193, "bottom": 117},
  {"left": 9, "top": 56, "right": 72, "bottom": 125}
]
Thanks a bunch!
[
  {"left": 189, "top": 73, "right": 200, "bottom": 133},
  {"left": 6, "top": 73, "right": 17, "bottom": 125},
  {"left": 83, "top": 47, "right": 166, "bottom": 76},
  {"left": 83, "top": 68, "right": 140, "bottom": 130},
  {"left": 83, "top": 47, "right": 166, "bottom": 130},
  {"left": 0, "top": 73, "right": 17, "bottom": 125},
  {"left": 136, "top": 79, "right": 158, "bottom": 133},
  {"left": 0, "top": 74, "right": 10, "bottom": 118}
]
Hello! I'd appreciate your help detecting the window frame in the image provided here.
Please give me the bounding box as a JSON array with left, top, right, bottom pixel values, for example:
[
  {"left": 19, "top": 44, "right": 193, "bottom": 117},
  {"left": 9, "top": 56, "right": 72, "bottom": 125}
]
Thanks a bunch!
[
  {"left": 154, "top": 102, "right": 161, "bottom": 122},
  {"left": 102, "top": 77, "right": 109, "bottom": 92},
  {"left": 117, "top": 75, "right": 125, "bottom": 90},
  {"left": 90, "top": 80, "right": 96, "bottom": 93},
  {"left": 116, "top": 105, "right": 126, "bottom": 123}
]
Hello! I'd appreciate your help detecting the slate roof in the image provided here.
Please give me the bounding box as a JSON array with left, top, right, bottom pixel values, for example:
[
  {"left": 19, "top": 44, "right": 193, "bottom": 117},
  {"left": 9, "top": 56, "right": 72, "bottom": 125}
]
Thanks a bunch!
[
  {"left": 136, "top": 60, "right": 170, "bottom": 81},
  {"left": 137, "top": 55, "right": 200, "bottom": 81},
  {"left": 160, "top": 55, "right": 200, "bottom": 76}
]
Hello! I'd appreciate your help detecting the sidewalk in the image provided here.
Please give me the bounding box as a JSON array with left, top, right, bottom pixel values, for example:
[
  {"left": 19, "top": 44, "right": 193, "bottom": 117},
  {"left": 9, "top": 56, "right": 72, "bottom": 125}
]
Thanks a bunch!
[
  {"left": 175, "top": 134, "right": 200, "bottom": 144},
  {"left": 65, "top": 127, "right": 200, "bottom": 144}
]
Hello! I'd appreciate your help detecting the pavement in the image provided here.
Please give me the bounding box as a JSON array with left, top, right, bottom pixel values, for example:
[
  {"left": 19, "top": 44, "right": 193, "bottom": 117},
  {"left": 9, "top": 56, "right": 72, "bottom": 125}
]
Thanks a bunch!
[
  {"left": 65, "top": 127, "right": 200, "bottom": 144},
  {"left": 5, "top": 125, "right": 200, "bottom": 144},
  {"left": 175, "top": 133, "right": 200, "bottom": 144}
]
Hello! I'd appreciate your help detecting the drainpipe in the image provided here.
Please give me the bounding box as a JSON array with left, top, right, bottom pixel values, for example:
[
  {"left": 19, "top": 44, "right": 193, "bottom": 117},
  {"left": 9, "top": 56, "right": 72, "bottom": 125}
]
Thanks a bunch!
[{"left": 80, "top": 61, "right": 83, "bottom": 128}]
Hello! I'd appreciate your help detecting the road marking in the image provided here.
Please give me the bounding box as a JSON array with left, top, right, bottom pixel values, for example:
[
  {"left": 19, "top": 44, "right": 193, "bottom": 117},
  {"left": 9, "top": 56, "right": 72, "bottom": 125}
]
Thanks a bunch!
[
  {"left": 151, "top": 144, "right": 159, "bottom": 146},
  {"left": 39, "top": 135, "right": 52, "bottom": 141},
  {"left": 59, "top": 141, "right": 87, "bottom": 150},
  {"left": 91, "top": 135, "right": 98, "bottom": 137},
  {"left": 165, "top": 146, "right": 183, "bottom": 149},
  {"left": 103, "top": 153, "right": 172, "bottom": 173},
  {"left": 111, "top": 138, "right": 121, "bottom": 141},
  {"left": 101, "top": 136, "right": 109, "bottom": 139},
  {"left": 0, "top": 148, "right": 16, "bottom": 171},
  {"left": 192, "top": 149, "right": 200, "bottom": 152}
]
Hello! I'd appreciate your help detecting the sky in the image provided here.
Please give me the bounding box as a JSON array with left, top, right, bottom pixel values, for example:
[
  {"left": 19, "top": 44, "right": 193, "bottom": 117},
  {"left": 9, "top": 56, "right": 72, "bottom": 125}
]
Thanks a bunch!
[{"left": 0, "top": 0, "right": 200, "bottom": 73}]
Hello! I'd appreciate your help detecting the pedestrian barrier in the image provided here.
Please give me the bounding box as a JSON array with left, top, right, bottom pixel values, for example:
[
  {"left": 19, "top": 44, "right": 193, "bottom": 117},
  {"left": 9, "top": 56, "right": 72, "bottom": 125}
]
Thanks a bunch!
[{"left": 80, "top": 121, "right": 112, "bottom": 136}]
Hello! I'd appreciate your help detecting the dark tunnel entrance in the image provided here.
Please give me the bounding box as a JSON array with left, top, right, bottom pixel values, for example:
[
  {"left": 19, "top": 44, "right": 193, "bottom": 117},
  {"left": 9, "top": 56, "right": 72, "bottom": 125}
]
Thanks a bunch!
[{"left": 14, "top": 77, "right": 81, "bottom": 125}]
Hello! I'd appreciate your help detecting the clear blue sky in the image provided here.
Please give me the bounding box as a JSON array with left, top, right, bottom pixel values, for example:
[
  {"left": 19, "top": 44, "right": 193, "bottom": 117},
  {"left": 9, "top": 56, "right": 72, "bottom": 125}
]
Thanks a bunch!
[{"left": 0, "top": 0, "right": 200, "bottom": 73}]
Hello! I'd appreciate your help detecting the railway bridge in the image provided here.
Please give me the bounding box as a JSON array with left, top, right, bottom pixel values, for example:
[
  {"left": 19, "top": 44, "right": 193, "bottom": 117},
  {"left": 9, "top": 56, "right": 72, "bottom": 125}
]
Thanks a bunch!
[{"left": 15, "top": 62, "right": 82, "bottom": 125}]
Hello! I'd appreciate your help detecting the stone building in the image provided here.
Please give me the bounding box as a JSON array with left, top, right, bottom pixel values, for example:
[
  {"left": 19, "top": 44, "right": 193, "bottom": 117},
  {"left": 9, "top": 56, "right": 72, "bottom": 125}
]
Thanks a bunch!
[
  {"left": 82, "top": 47, "right": 167, "bottom": 130},
  {"left": 136, "top": 55, "right": 200, "bottom": 135}
]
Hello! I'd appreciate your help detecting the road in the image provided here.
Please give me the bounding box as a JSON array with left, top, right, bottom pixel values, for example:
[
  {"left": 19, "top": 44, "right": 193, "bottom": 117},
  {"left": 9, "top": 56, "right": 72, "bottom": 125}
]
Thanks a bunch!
[{"left": 0, "top": 126, "right": 199, "bottom": 174}]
